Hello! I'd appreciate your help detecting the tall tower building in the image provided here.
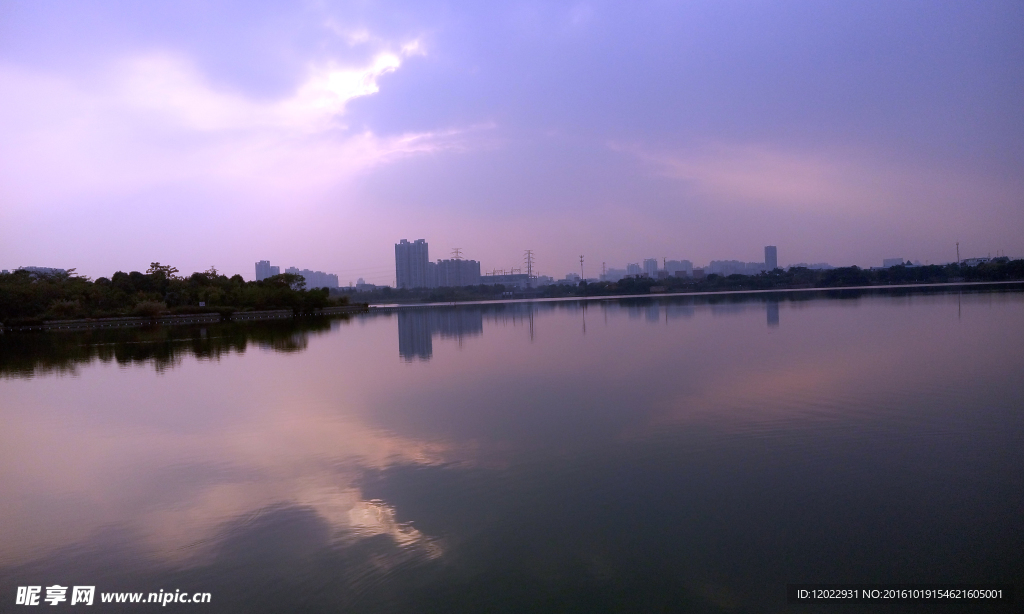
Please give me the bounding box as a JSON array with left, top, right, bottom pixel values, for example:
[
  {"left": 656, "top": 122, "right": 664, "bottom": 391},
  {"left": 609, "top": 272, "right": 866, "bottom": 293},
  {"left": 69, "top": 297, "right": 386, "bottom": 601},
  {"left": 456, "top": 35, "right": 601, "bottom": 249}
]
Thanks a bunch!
[
  {"left": 395, "top": 239, "right": 430, "bottom": 289},
  {"left": 255, "top": 260, "right": 279, "bottom": 281},
  {"left": 765, "top": 246, "right": 778, "bottom": 271},
  {"left": 643, "top": 258, "right": 659, "bottom": 277}
]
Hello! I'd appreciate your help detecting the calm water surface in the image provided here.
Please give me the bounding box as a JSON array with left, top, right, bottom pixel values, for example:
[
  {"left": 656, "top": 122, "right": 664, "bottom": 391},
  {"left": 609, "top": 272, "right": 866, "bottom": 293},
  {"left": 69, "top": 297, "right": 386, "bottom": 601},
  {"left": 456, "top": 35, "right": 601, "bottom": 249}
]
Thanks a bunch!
[{"left": 1, "top": 291, "right": 1022, "bottom": 612}]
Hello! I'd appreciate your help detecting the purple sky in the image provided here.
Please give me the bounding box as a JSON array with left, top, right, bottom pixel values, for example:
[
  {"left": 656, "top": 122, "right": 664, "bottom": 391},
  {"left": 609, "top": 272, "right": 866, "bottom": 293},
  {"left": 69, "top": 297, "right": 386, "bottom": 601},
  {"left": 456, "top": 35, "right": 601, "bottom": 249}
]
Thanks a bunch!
[{"left": 1, "top": 1, "right": 1022, "bottom": 283}]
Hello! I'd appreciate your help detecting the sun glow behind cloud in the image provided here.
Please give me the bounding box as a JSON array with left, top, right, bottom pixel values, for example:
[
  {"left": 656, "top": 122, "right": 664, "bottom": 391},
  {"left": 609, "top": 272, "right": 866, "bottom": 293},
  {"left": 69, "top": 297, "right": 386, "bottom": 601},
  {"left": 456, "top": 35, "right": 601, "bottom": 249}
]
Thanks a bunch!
[
  {"left": 1, "top": 1, "right": 1021, "bottom": 278},
  {"left": 0, "top": 39, "right": 447, "bottom": 214}
]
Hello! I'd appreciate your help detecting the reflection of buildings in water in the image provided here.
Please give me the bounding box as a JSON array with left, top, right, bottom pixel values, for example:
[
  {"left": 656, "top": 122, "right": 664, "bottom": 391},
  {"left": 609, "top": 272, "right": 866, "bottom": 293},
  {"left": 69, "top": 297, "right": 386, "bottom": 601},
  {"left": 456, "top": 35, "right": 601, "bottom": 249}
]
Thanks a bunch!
[
  {"left": 621, "top": 301, "right": 697, "bottom": 324},
  {"left": 484, "top": 303, "right": 540, "bottom": 341},
  {"left": 432, "top": 310, "right": 484, "bottom": 340},
  {"left": 665, "top": 304, "right": 695, "bottom": 320},
  {"left": 398, "top": 311, "right": 433, "bottom": 360},
  {"left": 708, "top": 303, "right": 753, "bottom": 316},
  {"left": 397, "top": 309, "right": 484, "bottom": 361},
  {"left": 767, "top": 300, "right": 780, "bottom": 328}
]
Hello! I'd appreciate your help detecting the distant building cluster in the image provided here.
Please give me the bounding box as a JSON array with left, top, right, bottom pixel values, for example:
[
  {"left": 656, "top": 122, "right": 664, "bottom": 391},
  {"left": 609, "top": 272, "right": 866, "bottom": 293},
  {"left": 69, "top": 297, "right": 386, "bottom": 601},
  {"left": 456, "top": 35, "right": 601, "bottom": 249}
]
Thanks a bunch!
[
  {"left": 962, "top": 256, "right": 1008, "bottom": 266},
  {"left": 363, "top": 241, "right": 1015, "bottom": 291},
  {"left": 285, "top": 267, "right": 339, "bottom": 289},
  {"left": 707, "top": 260, "right": 769, "bottom": 276},
  {"left": 602, "top": 259, "right": 693, "bottom": 282},
  {"left": 1, "top": 266, "right": 68, "bottom": 277},
  {"left": 395, "top": 239, "right": 482, "bottom": 289},
  {"left": 480, "top": 273, "right": 532, "bottom": 290},
  {"left": 254, "top": 260, "right": 338, "bottom": 289},
  {"left": 789, "top": 262, "right": 835, "bottom": 270},
  {"left": 597, "top": 247, "right": 787, "bottom": 282}
]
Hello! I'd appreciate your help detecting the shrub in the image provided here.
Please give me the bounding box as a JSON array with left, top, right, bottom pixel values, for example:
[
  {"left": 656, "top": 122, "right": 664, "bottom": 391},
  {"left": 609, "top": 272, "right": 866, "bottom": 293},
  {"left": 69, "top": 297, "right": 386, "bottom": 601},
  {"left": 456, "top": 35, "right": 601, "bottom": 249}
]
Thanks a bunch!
[{"left": 132, "top": 301, "right": 167, "bottom": 318}]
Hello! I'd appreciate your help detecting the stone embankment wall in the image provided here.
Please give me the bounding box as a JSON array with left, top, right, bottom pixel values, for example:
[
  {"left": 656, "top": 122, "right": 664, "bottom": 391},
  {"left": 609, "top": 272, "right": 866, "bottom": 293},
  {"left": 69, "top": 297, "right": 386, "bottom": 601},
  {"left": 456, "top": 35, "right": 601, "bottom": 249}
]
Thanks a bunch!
[{"left": 2, "top": 305, "right": 368, "bottom": 332}]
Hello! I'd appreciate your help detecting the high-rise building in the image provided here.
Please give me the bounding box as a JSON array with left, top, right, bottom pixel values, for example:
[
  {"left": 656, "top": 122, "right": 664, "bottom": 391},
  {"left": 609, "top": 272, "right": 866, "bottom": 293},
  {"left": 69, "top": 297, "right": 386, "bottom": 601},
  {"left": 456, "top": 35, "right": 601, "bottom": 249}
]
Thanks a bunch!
[
  {"left": 284, "top": 267, "right": 339, "bottom": 289},
  {"left": 643, "top": 258, "right": 659, "bottom": 277},
  {"left": 601, "top": 267, "right": 628, "bottom": 282},
  {"left": 434, "top": 258, "right": 481, "bottom": 287},
  {"left": 395, "top": 239, "right": 430, "bottom": 289},
  {"left": 664, "top": 260, "right": 693, "bottom": 276},
  {"left": 255, "top": 260, "right": 280, "bottom": 281},
  {"left": 765, "top": 246, "right": 778, "bottom": 271}
]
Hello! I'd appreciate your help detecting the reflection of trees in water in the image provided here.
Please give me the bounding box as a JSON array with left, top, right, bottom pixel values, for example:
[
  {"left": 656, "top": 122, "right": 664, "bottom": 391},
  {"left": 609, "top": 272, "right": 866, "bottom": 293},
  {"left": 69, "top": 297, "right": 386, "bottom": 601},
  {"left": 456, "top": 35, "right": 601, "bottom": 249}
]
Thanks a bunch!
[{"left": 0, "top": 317, "right": 344, "bottom": 379}]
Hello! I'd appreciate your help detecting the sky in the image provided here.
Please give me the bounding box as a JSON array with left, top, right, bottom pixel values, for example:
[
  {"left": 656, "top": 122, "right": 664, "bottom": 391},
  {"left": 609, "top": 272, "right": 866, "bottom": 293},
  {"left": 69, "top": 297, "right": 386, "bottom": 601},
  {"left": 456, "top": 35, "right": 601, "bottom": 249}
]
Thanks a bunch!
[{"left": 1, "top": 0, "right": 1022, "bottom": 284}]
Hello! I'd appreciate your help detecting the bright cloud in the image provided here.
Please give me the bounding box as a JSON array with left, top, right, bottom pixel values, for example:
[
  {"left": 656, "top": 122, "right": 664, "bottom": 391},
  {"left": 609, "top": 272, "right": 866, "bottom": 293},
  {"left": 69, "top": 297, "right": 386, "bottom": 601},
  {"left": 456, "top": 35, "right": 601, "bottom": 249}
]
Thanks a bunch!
[{"left": 0, "top": 41, "right": 459, "bottom": 214}]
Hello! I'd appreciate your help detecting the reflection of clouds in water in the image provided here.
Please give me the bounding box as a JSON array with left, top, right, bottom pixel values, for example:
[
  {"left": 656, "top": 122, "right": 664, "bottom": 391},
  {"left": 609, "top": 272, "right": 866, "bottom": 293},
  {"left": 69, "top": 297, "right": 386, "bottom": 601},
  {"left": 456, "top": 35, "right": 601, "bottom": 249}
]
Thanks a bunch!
[
  {"left": 299, "top": 485, "right": 441, "bottom": 556},
  {"left": 0, "top": 387, "right": 447, "bottom": 567},
  {"left": 347, "top": 497, "right": 442, "bottom": 557},
  {"left": 5, "top": 293, "right": 1020, "bottom": 580},
  {"left": 0, "top": 500, "right": 445, "bottom": 614}
]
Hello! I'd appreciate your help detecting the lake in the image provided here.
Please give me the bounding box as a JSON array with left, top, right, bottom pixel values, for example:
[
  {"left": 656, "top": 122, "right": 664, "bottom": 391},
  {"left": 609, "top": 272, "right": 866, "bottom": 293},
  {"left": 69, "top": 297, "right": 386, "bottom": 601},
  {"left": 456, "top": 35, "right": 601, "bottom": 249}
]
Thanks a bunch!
[{"left": 1, "top": 289, "right": 1021, "bottom": 612}]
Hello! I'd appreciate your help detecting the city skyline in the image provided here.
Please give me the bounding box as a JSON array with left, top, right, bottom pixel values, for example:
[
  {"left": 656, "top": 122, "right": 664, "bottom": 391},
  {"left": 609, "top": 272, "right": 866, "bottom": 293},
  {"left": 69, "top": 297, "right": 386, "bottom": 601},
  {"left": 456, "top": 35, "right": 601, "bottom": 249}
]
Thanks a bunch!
[
  {"left": 3, "top": 237, "right": 1004, "bottom": 289},
  {"left": 1, "top": 1, "right": 1021, "bottom": 284}
]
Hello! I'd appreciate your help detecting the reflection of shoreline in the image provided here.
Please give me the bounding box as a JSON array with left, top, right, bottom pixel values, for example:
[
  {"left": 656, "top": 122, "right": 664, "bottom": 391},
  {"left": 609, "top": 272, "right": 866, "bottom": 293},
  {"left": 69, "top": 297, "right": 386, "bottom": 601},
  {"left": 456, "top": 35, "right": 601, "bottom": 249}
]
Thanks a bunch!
[
  {"left": 2, "top": 305, "right": 368, "bottom": 333},
  {"left": 369, "top": 279, "right": 1024, "bottom": 310},
  {"left": 0, "top": 317, "right": 347, "bottom": 379}
]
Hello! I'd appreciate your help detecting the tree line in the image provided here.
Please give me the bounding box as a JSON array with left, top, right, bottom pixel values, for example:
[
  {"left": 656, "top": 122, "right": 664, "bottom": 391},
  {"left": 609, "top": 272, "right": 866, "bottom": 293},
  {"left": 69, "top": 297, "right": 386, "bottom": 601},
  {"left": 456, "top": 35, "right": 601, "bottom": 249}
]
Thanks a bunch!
[
  {"left": 565, "top": 259, "right": 1024, "bottom": 297},
  {"left": 340, "top": 259, "right": 1024, "bottom": 303},
  {"left": 0, "top": 263, "right": 350, "bottom": 326}
]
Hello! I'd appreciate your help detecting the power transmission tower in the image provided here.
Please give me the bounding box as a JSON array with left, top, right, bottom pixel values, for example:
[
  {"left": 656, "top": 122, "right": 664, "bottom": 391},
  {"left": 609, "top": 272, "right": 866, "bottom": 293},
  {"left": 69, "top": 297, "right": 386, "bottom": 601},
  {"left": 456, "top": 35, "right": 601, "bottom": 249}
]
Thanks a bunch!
[
  {"left": 451, "top": 248, "right": 462, "bottom": 260},
  {"left": 579, "top": 255, "right": 584, "bottom": 280},
  {"left": 524, "top": 250, "right": 535, "bottom": 288}
]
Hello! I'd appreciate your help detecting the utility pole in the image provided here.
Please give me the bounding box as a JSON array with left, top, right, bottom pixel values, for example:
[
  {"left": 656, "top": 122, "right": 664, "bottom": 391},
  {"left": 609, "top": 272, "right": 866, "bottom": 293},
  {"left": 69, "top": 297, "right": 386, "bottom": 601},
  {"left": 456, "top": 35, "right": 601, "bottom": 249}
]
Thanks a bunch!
[
  {"left": 956, "top": 241, "right": 960, "bottom": 265},
  {"left": 579, "top": 255, "right": 584, "bottom": 280},
  {"left": 524, "top": 250, "right": 535, "bottom": 288}
]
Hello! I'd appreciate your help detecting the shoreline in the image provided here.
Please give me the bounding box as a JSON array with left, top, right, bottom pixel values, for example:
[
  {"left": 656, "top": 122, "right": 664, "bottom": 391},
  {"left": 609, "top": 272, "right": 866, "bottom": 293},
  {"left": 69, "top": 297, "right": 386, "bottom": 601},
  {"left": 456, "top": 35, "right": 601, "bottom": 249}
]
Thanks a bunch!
[
  {"left": 2, "top": 304, "right": 368, "bottom": 333},
  {"left": 6, "top": 281, "right": 1020, "bottom": 328},
  {"left": 365, "top": 280, "right": 1024, "bottom": 311}
]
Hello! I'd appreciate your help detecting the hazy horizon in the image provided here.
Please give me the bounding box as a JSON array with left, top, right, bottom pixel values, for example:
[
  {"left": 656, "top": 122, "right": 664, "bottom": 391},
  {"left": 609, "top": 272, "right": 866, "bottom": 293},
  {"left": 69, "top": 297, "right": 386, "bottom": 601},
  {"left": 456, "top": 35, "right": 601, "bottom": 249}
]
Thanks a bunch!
[{"left": 2, "top": 1, "right": 1022, "bottom": 284}]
